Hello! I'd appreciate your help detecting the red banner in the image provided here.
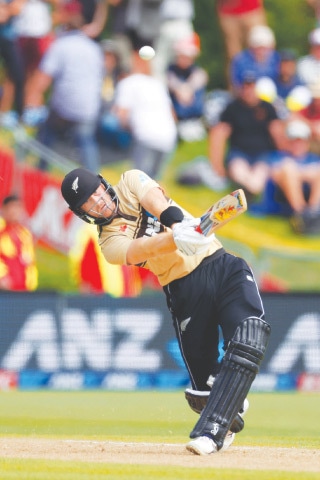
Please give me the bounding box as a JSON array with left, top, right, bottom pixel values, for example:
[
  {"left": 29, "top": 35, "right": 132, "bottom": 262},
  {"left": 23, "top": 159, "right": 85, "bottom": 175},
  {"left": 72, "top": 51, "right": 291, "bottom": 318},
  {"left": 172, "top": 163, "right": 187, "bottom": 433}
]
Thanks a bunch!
[{"left": 0, "top": 148, "right": 81, "bottom": 253}]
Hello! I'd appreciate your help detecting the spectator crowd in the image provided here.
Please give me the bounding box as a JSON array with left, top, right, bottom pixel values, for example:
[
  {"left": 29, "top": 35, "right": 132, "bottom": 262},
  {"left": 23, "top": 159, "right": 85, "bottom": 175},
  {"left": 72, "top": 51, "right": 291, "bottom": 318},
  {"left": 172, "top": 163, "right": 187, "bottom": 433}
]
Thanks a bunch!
[{"left": 1, "top": 0, "right": 320, "bottom": 246}]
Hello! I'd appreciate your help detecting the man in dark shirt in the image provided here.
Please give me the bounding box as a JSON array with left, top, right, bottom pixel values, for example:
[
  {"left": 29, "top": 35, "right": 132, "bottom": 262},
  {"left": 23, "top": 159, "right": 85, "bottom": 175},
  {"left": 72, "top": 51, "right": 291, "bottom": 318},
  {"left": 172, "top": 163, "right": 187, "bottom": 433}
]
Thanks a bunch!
[{"left": 209, "top": 70, "right": 284, "bottom": 200}]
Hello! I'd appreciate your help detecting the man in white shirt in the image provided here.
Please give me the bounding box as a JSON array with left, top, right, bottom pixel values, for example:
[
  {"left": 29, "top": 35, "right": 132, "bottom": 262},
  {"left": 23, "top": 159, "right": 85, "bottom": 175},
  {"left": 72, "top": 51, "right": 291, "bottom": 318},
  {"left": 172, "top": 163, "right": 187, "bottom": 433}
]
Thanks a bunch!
[
  {"left": 26, "top": 0, "right": 104, "bottom": 172},
  {"left": 297, "top": 27, "right": 320, "bottom": 88},
  {"left": 113, "top": 57, "right": 177, "bottom": 178}
]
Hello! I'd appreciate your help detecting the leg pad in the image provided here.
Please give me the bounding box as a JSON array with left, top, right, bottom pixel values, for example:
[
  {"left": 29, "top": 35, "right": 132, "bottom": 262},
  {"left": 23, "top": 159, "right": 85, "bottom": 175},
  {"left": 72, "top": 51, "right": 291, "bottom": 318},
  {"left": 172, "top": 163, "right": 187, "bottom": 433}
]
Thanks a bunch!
[{"left": 189, "top": 317, "right": 271, "bottom": 449}]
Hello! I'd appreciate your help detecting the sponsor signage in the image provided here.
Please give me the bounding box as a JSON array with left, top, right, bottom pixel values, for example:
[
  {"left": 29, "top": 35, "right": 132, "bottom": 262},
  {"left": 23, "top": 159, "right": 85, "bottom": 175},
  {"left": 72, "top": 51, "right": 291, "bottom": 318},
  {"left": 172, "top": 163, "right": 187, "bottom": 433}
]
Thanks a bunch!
[{"left": 0, "top": 292, "right": 319, "bottom": 390}]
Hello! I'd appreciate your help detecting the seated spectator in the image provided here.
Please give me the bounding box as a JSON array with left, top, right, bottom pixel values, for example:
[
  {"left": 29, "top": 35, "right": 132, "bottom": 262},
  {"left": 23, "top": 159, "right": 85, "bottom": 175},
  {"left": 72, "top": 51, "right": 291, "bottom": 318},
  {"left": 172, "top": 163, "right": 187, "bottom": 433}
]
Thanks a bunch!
[
  {"left": 0, "top": 195, "right": 38, "bottom": 291},
  {"left": 167, "top": 32, "right": 208, "bottom": 141},
  {"left": 269, "top": 119, "right": 320, "bottom": 234},
  {"left": 152, "top": 0, "right": 195, "bottom": 82},
  {"left": 112, "top": 53, "right": 177, "bottom": 179},
  {"left": 297, "top": 82, "right": 320, "bottom": 155},
  {"left": 275, "top": 49, "right": 305, "bottom": 101},
  {"left": 297, "top": 28, "right": 320, "bottom": 88},
  {"left": 230, "top": 25, "right": 280, "bottom": 92},
  {"left": 25, "top": 0, "right": 104, "bottom": 172},
  {"left": 209, "top": 70, "right": 284, "bottom": 202}
]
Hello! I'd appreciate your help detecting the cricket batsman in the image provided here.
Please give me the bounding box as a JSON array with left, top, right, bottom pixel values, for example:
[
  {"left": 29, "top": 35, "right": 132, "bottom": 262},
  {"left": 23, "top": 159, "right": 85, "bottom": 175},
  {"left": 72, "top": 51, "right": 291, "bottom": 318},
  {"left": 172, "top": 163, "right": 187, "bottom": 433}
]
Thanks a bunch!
[{"left": 61, "top": 167, "right": 270, "bottom": 455}]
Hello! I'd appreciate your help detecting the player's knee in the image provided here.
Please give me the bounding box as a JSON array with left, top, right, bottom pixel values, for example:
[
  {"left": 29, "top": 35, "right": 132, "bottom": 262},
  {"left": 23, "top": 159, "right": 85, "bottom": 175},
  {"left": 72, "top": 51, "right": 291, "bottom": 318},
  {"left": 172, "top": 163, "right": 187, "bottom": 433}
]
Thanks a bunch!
[{"left": 226, "top": 317, "right": 271, "bottom": 373}]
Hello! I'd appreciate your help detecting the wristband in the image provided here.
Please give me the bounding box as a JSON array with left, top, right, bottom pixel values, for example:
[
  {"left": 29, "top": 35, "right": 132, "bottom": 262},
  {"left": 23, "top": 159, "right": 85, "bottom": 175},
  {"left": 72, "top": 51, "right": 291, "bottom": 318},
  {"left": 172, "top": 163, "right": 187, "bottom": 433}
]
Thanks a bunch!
[{"left": 160, "top": 206, "right": 184, "bottom": 227}]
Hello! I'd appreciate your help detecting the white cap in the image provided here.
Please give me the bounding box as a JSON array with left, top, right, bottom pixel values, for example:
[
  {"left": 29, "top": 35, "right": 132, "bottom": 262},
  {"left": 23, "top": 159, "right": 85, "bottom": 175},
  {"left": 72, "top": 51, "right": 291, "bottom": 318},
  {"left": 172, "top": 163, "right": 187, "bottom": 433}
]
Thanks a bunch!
[
  {"left": 255, "top": 77, "right": 277, "bottom": 103},
  {"left": 247, "top": 25, "right": 275, "bottom": 48},
  {"left": 286, "top": 120, "right": 311, "bottom": 139},
  {"left": 309, "top": 28, "right": 320, "bottom": 45},
  {"left": 286, "top": 85, "right": 312, "bottom": 111},
  {"left": 174, "top": 32, "right": 200, "bottom": 57}
]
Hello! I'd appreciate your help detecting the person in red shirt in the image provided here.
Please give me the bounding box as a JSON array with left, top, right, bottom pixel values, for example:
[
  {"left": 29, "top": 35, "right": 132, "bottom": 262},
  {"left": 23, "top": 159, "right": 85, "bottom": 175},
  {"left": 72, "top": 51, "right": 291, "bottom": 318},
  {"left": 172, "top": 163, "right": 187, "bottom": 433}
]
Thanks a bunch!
[
  {"left": 216, "top": 0, "right": 267, "bottom": 86},
  {"left": 0, "top": 195, "right": 38, "bottom": 291}
]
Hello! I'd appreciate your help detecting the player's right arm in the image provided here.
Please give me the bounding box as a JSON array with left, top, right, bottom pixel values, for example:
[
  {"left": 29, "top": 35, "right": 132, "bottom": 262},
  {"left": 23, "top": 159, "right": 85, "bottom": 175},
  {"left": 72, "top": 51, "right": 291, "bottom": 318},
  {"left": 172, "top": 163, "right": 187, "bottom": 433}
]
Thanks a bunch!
[{"left": 126, "top": 187, "right": 212, "bottom": 264}]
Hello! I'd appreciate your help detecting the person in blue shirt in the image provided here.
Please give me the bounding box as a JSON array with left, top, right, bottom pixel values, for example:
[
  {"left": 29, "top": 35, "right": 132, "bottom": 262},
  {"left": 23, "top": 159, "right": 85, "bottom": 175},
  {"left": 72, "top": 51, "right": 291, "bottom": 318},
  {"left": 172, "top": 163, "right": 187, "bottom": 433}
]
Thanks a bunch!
[
  {"left": 230, "top": 25, "right": 280, "bottom": 92},
  {"left": 275, "top": 49, "right": 305, "bottom": 101}
]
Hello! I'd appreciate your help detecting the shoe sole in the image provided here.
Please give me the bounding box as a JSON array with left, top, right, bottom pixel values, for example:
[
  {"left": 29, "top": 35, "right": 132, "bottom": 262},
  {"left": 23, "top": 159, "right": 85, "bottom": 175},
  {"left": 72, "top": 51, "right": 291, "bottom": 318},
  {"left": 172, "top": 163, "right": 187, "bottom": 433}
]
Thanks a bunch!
[{"left": 186, "top": 443, "right": 210, "bottom": 455}]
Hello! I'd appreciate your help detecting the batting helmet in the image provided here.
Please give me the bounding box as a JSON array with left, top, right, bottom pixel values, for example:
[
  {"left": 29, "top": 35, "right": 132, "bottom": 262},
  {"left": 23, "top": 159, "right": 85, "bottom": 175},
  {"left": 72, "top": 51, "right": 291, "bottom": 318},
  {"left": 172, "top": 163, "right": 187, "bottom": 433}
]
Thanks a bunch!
[{"left": 61, "top": 168, "right": 118, "bottom": 225}]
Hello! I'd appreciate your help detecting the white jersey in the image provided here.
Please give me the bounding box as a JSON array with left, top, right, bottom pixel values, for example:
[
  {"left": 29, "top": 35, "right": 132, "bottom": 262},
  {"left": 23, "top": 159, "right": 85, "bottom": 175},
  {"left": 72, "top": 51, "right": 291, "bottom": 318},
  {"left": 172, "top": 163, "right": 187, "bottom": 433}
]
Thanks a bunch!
[
  {"left": 14, "top": 0, "right": 52, "bottom": 38},
  {"left": 114, "top": 73, "right": 177, "bottom": 152},
  {"left": 297, "top": 55, "right": 320, "bottom": 87}
]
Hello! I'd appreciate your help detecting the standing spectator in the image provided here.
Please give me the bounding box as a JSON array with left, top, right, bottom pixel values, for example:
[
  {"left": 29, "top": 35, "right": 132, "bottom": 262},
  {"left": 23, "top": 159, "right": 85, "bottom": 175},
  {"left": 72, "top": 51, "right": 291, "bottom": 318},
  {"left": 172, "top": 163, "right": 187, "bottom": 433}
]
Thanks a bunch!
[
  {"left": 297, "top": 27, "right": 320, "bottom": 88},
  {"left": 78, "top": 0, "right": 108, "bottom": 41},
  {"left": 124, "top": 0, "right": 162, "bottom": 51},
  {"left": 216, "top": 0, "right": 267, "bottom": 87},
  {"left": 105, "top": 0, "right": 132, "bottom": 72},
  {"left": 26, "top": 0, "right": 104, "bottom": 172},
  {"left": 54, "top": 0, "right": 108, "bottom": 41},
  {"left": 0, "top": 195, "right": 38, "bottom": 291},
  {"left": 152, "top": 0, "right": 195, "bottom": 82},
  {"left": 15, "top": 0, "right": 56, "bottom": 113},
  {"left": 269, "top": 119, "right": 320, "bottom": 234},
  {"left": 230, "top": 25, "right": 280, "bottom": 92},
  {"left": 167, "top": 32, "right": 208, "bottom": 141},
  {"left": 209, "top": 70, "right": 283, "bottom": 201},
  {"left": 112, "top": 53, "right": 177, "bottom": 179},
  {"left": 0, "top": 0, "right": 26, "bottom": 126},
  {"left": 103, "top": 0, "right": 162, "bottom": 74}
]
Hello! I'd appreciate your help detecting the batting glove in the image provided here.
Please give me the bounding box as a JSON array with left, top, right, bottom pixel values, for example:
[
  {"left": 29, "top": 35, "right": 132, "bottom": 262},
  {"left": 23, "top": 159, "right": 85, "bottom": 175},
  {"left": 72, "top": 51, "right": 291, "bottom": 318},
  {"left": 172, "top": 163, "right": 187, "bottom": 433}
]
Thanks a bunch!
[{"left": 172, "top": 218, "right": 215, "bottom": 256}]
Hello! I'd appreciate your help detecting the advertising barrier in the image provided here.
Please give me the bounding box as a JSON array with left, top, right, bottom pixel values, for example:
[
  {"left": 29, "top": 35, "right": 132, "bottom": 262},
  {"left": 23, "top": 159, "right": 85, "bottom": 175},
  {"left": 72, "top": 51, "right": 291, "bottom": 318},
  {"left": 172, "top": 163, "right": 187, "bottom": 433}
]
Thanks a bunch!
[{"left": 0, "top": 291, "right": 319, "bottom": 392}]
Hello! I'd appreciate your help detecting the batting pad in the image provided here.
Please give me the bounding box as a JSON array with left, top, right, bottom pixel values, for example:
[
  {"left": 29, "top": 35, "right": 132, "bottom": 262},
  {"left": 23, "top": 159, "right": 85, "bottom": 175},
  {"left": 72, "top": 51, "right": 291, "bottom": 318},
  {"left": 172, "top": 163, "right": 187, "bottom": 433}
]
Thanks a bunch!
[{"left": 189, "top": 317, "right": 271, "bottom": 450}]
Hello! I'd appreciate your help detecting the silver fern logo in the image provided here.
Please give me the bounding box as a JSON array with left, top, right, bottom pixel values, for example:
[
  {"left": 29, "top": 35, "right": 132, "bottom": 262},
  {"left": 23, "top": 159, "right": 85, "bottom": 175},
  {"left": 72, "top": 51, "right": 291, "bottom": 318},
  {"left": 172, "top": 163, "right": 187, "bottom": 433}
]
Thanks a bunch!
[{"left": 72, "top": 177, "right": 79, "bottom": 193}]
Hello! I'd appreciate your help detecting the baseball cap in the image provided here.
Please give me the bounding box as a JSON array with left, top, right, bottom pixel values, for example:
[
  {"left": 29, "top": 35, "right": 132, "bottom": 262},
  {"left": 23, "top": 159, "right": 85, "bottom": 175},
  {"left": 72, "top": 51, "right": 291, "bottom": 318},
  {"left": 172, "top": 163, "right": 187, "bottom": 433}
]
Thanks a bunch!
[
  {"left": 174, "top": 32, "right": 201, "bottom": 57},
  {"left": 247, "top": 25, "right": 275, "bottom": 48},
  {"left": 286, "top": 85, "right": 312, "bottom": 111},
  {"left": 286, "top": 120, "right": 311, "bottom": 140},
  {"left": 238, "top": 70, "right": 257, "bottom": 85},
  {"left": 61, "top": 168, "right": 101, "bottom": 210},
  {"left": 309, "top": 28, "right": 320, "bottom": 45},
  {"left": 255, "top": 77, "right": 277, "bottom": 102},
  {"left": 279, "top": 49, "right": 297, "bottom": 61}
]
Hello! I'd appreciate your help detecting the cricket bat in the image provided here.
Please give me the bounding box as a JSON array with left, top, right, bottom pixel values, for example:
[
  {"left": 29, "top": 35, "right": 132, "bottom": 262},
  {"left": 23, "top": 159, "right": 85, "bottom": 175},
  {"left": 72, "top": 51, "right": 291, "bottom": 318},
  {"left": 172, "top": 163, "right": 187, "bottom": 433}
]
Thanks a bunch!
[{"left": 196, "top": 189, "right": 247, "bottom": 236}]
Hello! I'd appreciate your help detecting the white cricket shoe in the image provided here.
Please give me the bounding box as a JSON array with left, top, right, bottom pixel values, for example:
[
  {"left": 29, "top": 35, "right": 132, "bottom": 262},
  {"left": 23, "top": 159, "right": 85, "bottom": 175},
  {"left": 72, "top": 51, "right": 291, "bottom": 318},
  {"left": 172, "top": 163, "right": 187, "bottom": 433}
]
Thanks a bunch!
[
  {"left": 186, "top": 436, "right": 218, "bottom": 455},
  {"left": 220, "top": 398, "right": 250, "bottom": 452},
  {"left": 220, "top": 431, "right": 235, "bottom": 452}
]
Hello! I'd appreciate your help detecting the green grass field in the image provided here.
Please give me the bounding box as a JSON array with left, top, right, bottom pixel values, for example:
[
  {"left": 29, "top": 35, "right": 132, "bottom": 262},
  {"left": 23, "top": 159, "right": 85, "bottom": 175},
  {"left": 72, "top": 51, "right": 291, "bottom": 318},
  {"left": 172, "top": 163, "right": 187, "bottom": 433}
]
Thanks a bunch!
[{"left": 0, "top": 391, "right": 319, "bottom": 479}]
